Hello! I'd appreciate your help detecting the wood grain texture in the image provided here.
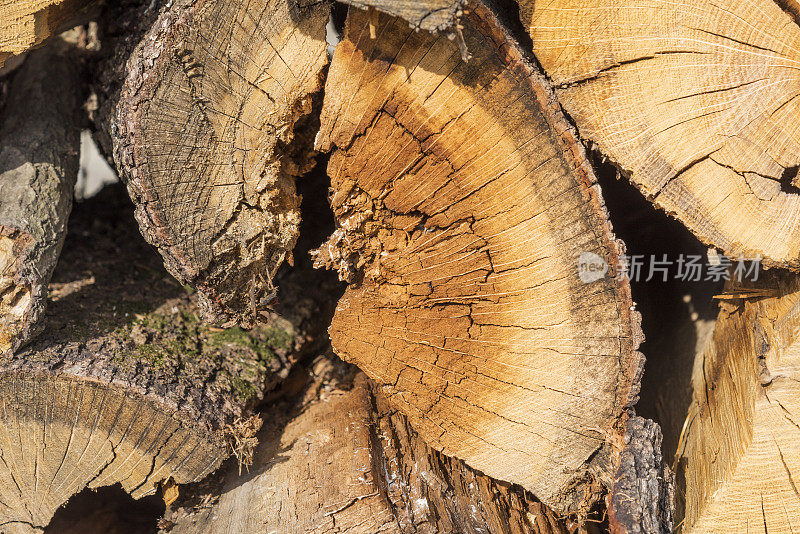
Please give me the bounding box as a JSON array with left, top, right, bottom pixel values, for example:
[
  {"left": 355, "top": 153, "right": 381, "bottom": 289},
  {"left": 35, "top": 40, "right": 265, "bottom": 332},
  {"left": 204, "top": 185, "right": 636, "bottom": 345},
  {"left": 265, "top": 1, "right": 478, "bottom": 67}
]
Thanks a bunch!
[
  {"left": 166, "top": 374, "right": 569, "bottom": 534},
  {"left": 0, "top": 0, "right": 99, "bottom": 71},
  {"left": 0, "top": 40, "right": 82, "bottom": 355},
  {"left": 0, "top": 374, "right": 227, "bottom": 534},
  {"left": 520, "top": 0, "right": 800, "bottom": 268},
  {"left": 676, "top": 272, "right": 800, "bottom": 532},
  {"left": 314, "top": 2, "right": 644, "bottom": 514},
  {"left": 109, "top": 0, "right": 329, "bottom": 324}
]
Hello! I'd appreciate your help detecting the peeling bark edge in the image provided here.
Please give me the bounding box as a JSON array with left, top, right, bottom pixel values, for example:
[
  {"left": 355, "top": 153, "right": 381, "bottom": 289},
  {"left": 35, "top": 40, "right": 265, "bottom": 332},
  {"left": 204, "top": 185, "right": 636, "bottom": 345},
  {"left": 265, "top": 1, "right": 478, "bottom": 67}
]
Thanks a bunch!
[
  {"left": 365, "top": 377, "right": 570, "bottom": 533},
  {"left": 0, "top": 40, "right": 83, "bottom": 354}
]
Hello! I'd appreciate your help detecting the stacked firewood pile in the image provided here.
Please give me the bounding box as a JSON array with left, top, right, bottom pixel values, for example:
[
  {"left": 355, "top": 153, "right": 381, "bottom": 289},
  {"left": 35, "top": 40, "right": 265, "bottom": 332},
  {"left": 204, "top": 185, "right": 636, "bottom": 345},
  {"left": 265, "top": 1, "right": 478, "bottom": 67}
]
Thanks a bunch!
[{"left": 1, "top": 0, "right": 799, "bottom": 532}]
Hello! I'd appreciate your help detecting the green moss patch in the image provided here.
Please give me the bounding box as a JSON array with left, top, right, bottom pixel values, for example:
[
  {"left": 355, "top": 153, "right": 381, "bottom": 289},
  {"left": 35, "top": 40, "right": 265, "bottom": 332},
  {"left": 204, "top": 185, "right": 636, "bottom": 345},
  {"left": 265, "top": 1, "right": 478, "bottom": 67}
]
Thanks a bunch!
[{"left": 108, "top": 297, "right": 297, "bottom": 404}]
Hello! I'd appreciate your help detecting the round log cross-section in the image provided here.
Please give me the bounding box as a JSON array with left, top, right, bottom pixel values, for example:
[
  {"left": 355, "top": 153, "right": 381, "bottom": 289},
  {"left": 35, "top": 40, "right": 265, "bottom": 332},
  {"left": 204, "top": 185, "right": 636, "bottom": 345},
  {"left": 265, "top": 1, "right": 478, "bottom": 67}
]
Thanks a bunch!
[
  {"left": 110, "top": 0, "right": 329, "bottom": 324},
  {"left": 0, "top": 188, "right": 311, "bottom": 533},
  {"left": 520, "top": 0, "right": 800, "bottom": 268}
]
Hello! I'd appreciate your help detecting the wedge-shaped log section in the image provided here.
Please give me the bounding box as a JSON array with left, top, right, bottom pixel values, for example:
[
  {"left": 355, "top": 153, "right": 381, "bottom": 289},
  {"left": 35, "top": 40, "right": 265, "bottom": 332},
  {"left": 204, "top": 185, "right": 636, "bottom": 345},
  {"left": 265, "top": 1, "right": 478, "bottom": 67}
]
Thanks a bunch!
[
  {"left": 110, "top": 0, "right": 329, "bottom": 324},
  {"left": 0, "top": 0, "right": 98, "bottom": 71},
  {"left": 0, "top": 188, "right": 313, "bottom": 533},
  {"left": 520, "top": 0, "right": 800, "bottom": 268},
  {"left": 0, "top": 41, "right": 82, "bottom": 354},
  {"left": 314, "top": 3, "right": 644, "bottom": 513},
  {"left": 167, "top": 374, "right": 568, "bottom": 533},
  {"left": 677, "top": 272, "right": 800, "bottom": 531}
]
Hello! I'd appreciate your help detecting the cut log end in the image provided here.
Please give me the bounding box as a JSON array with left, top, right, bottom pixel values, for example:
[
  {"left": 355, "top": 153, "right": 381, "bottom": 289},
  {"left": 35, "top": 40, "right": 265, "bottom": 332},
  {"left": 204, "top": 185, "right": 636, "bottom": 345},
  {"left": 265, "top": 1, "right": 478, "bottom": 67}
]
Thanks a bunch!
[
  {"left": 0, "top": 373, "right": 228, "bottom": 534},
  {"left": 0, "top": 297, "right": 250, "bottom": 533},
  {"left": 314, "top": 2, "right": 644, "bottom": 514},
  {"left": 165, "top": 371, "right": 569, "bottom": 534},
  {"left": 0, "top": 0, "right": 100, "bottom": 71},
  {"left": 519, "top": 0, "right": 800, "bottom": 268},
  {"left": 107, "top": 0, "right": 330, "bottom": 325},
  {"left": 0, "top": 293, "right": 292, "bottom": 532},
  {"left": 0, "top": 187, "right": 323, "bottom": 531}
]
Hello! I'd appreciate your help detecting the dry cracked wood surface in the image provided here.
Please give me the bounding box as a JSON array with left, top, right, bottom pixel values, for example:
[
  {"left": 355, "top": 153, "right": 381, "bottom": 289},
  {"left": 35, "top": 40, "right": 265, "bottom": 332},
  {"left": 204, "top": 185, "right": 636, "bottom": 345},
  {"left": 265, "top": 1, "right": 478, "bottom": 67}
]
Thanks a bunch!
[
  {"left": 0, "top": 0, "right": 99, "bottom": 71},
  {"left": 108, "top": 0, "right": 329, "bottom": 325},
  {"left": 520, "top": 0, "right": 800, "bottom": 269},
  {"left": 12, "top": 0, "right": 800, "bottom": 531},
  {"left": 313, "top": 1, "right": 644, "bottom": 516}
]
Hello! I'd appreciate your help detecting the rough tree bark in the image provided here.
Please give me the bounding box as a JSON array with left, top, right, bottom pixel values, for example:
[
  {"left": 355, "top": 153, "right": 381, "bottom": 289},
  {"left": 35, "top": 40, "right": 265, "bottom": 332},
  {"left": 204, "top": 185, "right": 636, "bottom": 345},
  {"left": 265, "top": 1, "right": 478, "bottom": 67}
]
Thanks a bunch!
[
  {"left": 338, "top": 0, "right": 466, "bottom": 32},
  {"left": 312, "top": 1, "right": 654, "bottom": 519},
  {"left": 607, "top": 416, "right": 674, "bottom": 533},
  {"left": 165, "top": 372, "right": 570, "bottom": 534},
  {"left": 0, "top": 40, "right": 82, "bottom": 355},
  {"left": 518, "top": 0, "right": 800, "bottom": 269},
  {"left": 676, "top": 271, "right": 800, "bottom": 532},
  {"left": 0, "top": 188, "right": 321, "bottom": 533},
  {"left": 103, "top": 0, "right": 329, "bottom": 325},
  {"left": 0, "top": 0, "right": 99, "bottom": 72}
]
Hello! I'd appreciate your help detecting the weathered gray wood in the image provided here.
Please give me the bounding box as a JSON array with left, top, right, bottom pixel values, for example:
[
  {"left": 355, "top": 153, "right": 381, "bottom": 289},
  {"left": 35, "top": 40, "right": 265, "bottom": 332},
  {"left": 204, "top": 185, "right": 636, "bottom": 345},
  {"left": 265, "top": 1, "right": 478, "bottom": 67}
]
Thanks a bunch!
[
  {"left": 0, "top": 39, "right": 82, "bottom": 355},
  {"left": 340, "top": 0, "right": 466, "bottom": 31}
]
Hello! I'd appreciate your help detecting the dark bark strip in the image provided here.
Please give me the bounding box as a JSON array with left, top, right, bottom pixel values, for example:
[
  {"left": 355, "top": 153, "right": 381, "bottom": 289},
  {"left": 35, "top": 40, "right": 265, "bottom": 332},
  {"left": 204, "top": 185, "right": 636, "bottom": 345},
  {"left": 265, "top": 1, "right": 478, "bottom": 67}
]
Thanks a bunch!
[{"left": 607, "top": 416, "right": 674, "bottom": 533}]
